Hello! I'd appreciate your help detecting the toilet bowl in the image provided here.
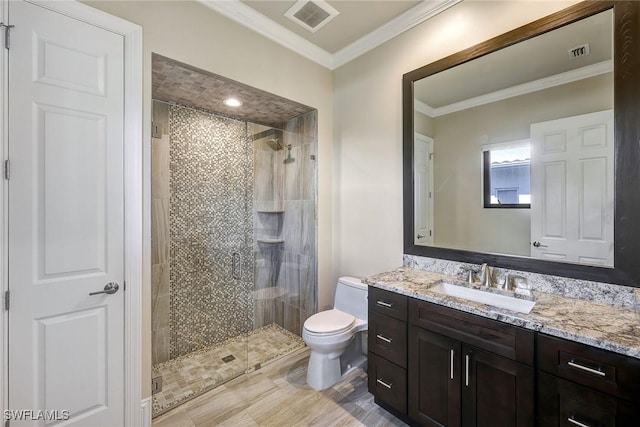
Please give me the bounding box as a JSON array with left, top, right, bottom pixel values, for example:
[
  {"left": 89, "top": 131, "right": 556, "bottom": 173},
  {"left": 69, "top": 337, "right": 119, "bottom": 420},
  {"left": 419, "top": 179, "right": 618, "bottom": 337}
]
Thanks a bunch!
[{"left": 302, "top": 277, "right": 368, "bottom": 390}]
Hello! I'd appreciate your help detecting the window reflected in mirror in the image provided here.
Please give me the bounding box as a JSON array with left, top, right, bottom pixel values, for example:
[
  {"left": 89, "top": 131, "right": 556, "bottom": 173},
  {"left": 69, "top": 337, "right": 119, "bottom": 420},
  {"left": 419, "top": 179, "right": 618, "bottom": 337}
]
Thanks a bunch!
[{"left": 483, "top": 142, "right": 531, "bottom": 208}]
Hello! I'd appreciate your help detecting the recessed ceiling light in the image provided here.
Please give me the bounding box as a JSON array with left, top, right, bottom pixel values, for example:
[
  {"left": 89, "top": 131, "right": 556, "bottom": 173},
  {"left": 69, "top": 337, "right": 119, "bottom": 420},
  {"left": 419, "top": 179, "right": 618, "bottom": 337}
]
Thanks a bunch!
[{"left": 223, "top": 98, "right": 243, "bottom": 107}]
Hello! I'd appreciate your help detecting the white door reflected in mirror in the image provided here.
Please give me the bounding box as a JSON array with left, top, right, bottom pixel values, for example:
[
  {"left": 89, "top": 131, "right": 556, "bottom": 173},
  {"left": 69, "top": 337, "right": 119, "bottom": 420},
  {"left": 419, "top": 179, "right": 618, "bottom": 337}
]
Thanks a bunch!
[
  {"left": 414, "top": 133, "right": 434, "bottom": 246},
  {"left": 530, "top": 110, "right": 614, "bottom": 267}
]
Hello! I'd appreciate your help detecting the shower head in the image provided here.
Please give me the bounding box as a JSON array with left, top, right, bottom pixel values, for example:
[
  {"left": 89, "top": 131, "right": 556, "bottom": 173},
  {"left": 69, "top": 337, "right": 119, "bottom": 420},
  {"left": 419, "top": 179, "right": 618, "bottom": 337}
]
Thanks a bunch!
[{"left": 266, "top": 138, "right": 283, "bottom": 151}]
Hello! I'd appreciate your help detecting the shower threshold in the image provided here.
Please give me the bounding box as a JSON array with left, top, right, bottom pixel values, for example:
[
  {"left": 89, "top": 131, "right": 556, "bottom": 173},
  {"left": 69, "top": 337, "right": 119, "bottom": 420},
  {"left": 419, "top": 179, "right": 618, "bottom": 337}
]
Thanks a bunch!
[{"left": 151, "top": 324, "right": 305, "bottom": 418}]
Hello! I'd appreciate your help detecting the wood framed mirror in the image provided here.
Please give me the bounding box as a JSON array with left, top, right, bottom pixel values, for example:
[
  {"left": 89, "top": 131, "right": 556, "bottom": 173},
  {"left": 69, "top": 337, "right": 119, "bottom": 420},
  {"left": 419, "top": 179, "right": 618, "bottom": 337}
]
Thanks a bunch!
[{"left": 403, "top": 1, "right": 640, "bottom": 287}]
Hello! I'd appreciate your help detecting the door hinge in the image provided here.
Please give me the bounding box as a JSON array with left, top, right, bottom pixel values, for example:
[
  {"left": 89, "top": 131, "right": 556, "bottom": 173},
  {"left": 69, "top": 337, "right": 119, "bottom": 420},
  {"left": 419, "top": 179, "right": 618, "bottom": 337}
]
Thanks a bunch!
[
  {"left": 429, "top": 230, "right": 432, "bottom": 237},
  {"left": 4, "top": 159, "right": 9, "bottom": 180},
  {"left": 151, "top": 121, "right": 161, "bottom": 138},
  {"left": 0, "top": 23, "right": 14, "bottom": 50},
  {"left": 4, "top": 290, "right": 9, "bottom": 310},
  {"left": 123, "top": 281, "right": 126, "bottom": 291}
]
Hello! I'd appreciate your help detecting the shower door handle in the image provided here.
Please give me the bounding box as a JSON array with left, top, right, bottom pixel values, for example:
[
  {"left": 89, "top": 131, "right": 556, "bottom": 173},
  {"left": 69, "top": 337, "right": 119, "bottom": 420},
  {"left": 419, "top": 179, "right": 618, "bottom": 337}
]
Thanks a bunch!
[{"left": 232, "top": 252, "right": 242, "bottom": 280}]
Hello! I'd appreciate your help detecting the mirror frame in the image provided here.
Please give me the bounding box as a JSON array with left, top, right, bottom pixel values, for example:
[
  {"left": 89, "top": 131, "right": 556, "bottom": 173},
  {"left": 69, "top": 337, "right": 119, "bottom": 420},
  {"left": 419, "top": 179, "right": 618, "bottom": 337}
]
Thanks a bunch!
[{"left": 403, "top": 1, "right": 640, "bottom": 287}]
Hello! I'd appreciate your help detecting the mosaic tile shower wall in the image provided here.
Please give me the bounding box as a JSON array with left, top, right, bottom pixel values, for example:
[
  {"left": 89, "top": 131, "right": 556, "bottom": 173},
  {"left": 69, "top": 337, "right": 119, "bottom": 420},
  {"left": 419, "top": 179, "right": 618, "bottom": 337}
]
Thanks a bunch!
[{"left": 169, "top": 105, "right": 254, "bottom": 358}]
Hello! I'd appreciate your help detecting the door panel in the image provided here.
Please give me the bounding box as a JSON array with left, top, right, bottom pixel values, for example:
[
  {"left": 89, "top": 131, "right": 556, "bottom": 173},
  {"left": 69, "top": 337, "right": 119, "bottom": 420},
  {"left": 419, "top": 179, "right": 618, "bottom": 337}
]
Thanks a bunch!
[
  {"left": 9, "top": 1, "right": 125, "bottom": 425},
  {"left": 35, "top": 36, "right": 107, "bottom": 96},
  {"left": 37, "top": 105, "right": 108, "bottom": 279},
  {"left": 37, "top": 308, "right": 108, "bottom": 416}
]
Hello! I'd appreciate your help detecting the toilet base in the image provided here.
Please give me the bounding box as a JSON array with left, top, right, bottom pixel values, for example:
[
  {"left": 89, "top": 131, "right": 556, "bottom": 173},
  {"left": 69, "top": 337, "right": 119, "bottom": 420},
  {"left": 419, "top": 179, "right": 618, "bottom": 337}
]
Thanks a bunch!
[{"left": 306, "top": 333, "right": 367, "bottom": 391}]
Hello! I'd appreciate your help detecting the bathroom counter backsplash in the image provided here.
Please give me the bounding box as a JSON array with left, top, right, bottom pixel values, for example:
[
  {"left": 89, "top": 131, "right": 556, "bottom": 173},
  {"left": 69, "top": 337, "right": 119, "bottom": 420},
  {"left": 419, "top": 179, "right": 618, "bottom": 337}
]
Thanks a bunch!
[{"left": 364, "top": 267, "right": 640, "bottom": 360}]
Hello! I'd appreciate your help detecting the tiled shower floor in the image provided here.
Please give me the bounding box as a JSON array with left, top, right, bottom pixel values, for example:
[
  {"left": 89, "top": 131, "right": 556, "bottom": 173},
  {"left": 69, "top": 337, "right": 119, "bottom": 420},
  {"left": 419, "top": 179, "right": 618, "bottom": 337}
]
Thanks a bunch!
[{"left": 152, "top": 324, "right": 305, "bottom": 417}]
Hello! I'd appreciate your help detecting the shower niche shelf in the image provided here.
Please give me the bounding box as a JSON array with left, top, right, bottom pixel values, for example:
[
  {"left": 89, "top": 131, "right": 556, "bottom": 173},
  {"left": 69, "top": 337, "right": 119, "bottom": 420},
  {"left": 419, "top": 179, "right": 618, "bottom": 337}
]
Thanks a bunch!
[
  {"left": 256, "top": 209, "right": 285, "bottom": 214},
  {"left": 257, "top": 238, "right": 285, "bottom": 244}
]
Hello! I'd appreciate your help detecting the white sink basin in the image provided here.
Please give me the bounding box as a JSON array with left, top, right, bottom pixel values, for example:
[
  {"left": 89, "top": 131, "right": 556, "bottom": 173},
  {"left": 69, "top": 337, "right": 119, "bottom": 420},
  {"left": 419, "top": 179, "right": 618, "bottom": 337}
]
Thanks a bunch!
[{"left": 429, "top": 282, "right": 536, "bottom": 314}]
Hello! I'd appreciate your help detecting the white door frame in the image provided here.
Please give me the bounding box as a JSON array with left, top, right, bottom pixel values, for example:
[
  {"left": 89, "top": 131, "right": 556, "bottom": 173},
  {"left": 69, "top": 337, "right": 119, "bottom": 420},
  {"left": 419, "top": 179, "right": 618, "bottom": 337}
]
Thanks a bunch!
[{"left": 0, "top": 1, "right": 143, "bottom": 425}]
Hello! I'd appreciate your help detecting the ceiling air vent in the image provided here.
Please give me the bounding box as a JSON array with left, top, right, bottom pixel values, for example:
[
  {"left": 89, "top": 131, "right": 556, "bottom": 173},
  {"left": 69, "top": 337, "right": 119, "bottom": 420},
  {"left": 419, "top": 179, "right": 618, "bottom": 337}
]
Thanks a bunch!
[
  {"left": 284, "top": 0, "right": 339, "bottom": 33},
  {"left": 568, "top": 43, "right": 590, "bottom": 59}
]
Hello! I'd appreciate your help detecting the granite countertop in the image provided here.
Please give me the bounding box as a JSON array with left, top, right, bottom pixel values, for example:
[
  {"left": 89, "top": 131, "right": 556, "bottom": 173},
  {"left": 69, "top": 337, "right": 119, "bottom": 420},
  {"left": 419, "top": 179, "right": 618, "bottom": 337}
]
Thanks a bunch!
[{"left": 363, "top": 267, "right": 640, "bottom": 359}]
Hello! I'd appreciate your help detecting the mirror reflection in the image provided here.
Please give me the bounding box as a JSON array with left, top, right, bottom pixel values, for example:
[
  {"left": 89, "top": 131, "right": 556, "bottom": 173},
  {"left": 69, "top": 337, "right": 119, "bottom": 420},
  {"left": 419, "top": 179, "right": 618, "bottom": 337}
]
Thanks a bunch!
[{"left": 413, "top": 9, "right": 614, "bottom": 267}]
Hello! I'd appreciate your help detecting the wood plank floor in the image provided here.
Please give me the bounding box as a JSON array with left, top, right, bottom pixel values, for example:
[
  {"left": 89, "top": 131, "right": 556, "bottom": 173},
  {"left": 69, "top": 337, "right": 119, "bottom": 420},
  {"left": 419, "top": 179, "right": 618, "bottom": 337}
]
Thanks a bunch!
[{"left": 152, "top": 347, "right": 408, "bottom": 427}]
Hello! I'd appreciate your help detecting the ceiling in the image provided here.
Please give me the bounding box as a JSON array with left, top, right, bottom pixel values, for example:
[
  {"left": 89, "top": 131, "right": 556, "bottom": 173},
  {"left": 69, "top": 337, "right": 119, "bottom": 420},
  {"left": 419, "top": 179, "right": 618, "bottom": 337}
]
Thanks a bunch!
[
  {"left": 152, "top": 54, "right": 314, "bottom": 127},
  {"left": 414, "top": 8, "right": 613, "bottom": 116},
  {"left": 199, "top": 0, "right": 461, "bottom": 69},
  {"left": 242, "top": 0, "right": 420, "bottom": 53}
]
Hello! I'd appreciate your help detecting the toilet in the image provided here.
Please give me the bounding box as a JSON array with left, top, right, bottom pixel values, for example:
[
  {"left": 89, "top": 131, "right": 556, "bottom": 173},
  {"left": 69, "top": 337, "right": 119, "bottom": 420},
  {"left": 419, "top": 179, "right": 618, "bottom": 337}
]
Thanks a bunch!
[{"left": 302, "top": 276, "right": 368, "bottom": 390}]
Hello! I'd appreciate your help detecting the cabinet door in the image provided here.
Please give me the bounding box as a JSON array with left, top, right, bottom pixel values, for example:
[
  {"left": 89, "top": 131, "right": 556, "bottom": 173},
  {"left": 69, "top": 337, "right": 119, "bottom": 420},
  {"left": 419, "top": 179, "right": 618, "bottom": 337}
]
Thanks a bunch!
[
  {"left": 538, "top": 371, "right": 640, "bottom": 427},
  {"left": 409, "top": 326, "right": 461, "bottom": 426},
  {"left": 461, "top": 345, "right": 534, "bottom": 427}
]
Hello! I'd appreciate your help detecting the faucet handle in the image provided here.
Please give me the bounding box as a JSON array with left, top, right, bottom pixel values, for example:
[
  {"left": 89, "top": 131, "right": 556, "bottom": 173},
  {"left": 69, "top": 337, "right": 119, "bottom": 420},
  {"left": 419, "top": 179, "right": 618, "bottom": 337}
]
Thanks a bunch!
[
  {"left": 507, "top": 275, "right": 531, "bottom": 296},
  {"left": 459, "top": 266, "right": 477, "bottom": 284},
  {"left": 466, "top": 269, "right": 475, "bottom": 284}
]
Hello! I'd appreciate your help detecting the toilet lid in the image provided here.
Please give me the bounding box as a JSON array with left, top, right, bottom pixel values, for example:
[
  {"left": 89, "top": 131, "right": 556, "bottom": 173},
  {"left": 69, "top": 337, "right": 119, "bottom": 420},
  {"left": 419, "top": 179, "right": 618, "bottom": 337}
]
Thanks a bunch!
[{"left": 304, "top": 310, "right": 355, "bottom": 335}]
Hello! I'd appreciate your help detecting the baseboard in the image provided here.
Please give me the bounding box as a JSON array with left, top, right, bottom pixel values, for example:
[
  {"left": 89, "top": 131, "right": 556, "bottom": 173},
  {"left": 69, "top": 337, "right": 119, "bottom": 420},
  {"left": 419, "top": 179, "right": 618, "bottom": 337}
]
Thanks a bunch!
[{"left": 141, "top": 397, "right": 152, "bottom": 427}]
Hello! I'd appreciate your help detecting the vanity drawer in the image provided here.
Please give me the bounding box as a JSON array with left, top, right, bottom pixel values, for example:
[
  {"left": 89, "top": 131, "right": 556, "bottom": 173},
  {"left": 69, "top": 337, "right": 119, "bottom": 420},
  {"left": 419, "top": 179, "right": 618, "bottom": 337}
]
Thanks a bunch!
[
  {"left": 369, "top": 287, "right": 407, "bottom": 321},
  {"left": 537, "top": 334, "right": 640, "bottom": 402},
  {"left": 409, "top": 298, "right": 534, "bottom": 365},
  {"left": 368, "top": 353, "right": 407, "bottom": 414},
  {"left": 368, "top": 311, "right": 407, "bottom": 367},
  {"left": 538, "top": 371, "right": 640, "bottom": 426}
]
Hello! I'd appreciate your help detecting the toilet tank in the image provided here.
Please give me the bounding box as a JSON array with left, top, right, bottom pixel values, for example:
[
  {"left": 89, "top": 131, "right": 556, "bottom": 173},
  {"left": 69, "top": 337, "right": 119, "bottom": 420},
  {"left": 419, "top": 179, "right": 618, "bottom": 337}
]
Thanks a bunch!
[{"left": 333, "top": 277, "right": 368, "bottom": 321}]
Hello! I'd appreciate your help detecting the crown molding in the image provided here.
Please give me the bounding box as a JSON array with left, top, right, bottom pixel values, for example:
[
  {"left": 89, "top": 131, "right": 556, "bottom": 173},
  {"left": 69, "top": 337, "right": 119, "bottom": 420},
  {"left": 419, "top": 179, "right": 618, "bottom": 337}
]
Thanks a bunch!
[
  {"left": 415, "top": 99, "right": 435, "bottom": 117},
  {"left": 416, "top": 60, "right": 613, "bottom": 117},
  {"left": 199, "top": 0, "right": 334, "bottom": 69},
  {"left": 198, "top": 0, "right": 461, "bottom": 70},
  {"left": 333, "top": 0, "right": 462, "bottom": 69}
]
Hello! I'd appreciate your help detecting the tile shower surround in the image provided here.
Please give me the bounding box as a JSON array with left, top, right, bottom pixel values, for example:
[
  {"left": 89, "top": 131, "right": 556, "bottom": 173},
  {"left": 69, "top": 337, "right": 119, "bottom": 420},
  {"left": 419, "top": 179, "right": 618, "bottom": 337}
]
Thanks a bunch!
[
  {"left": 253, "top": 111, "right": 318, "bottom": 335},
  {"left": 151, "top": 100, "right": 318, "bottom": 364}
]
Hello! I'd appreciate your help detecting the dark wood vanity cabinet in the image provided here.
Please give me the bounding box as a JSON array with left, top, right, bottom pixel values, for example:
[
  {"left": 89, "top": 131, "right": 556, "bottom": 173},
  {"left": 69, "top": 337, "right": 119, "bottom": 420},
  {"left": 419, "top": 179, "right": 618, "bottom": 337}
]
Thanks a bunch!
[
  {"left": 408, "top": 299, "right": 535, "bottom": 427},
  {"left": 367, "top": 289, "right": 640, "bottom": 426},
  {"left": 537, "top": 334, "right": 640, "bottom": 426},
  {"left": 368, "top": 287, "right": 409, "bottom": 416}
]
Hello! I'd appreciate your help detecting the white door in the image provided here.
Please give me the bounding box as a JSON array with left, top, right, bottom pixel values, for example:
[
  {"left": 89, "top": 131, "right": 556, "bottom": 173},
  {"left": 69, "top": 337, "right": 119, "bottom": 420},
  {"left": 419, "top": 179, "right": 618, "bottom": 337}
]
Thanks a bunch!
[
  {"left": 414, "top": 134, "right": 434, "bottom": 246},
  {"left": 8, "top": 1, "right": 125, "bottom": 425},
  {"left": 530, "top": 110, "right": 614, "bottom": 266}
]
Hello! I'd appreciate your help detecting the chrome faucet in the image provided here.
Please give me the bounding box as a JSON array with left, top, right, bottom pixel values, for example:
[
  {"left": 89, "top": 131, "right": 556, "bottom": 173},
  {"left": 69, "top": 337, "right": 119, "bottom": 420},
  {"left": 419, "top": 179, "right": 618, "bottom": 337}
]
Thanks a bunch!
[{"left": 480, "top": 263, "right": 493, "bottom": 287}]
